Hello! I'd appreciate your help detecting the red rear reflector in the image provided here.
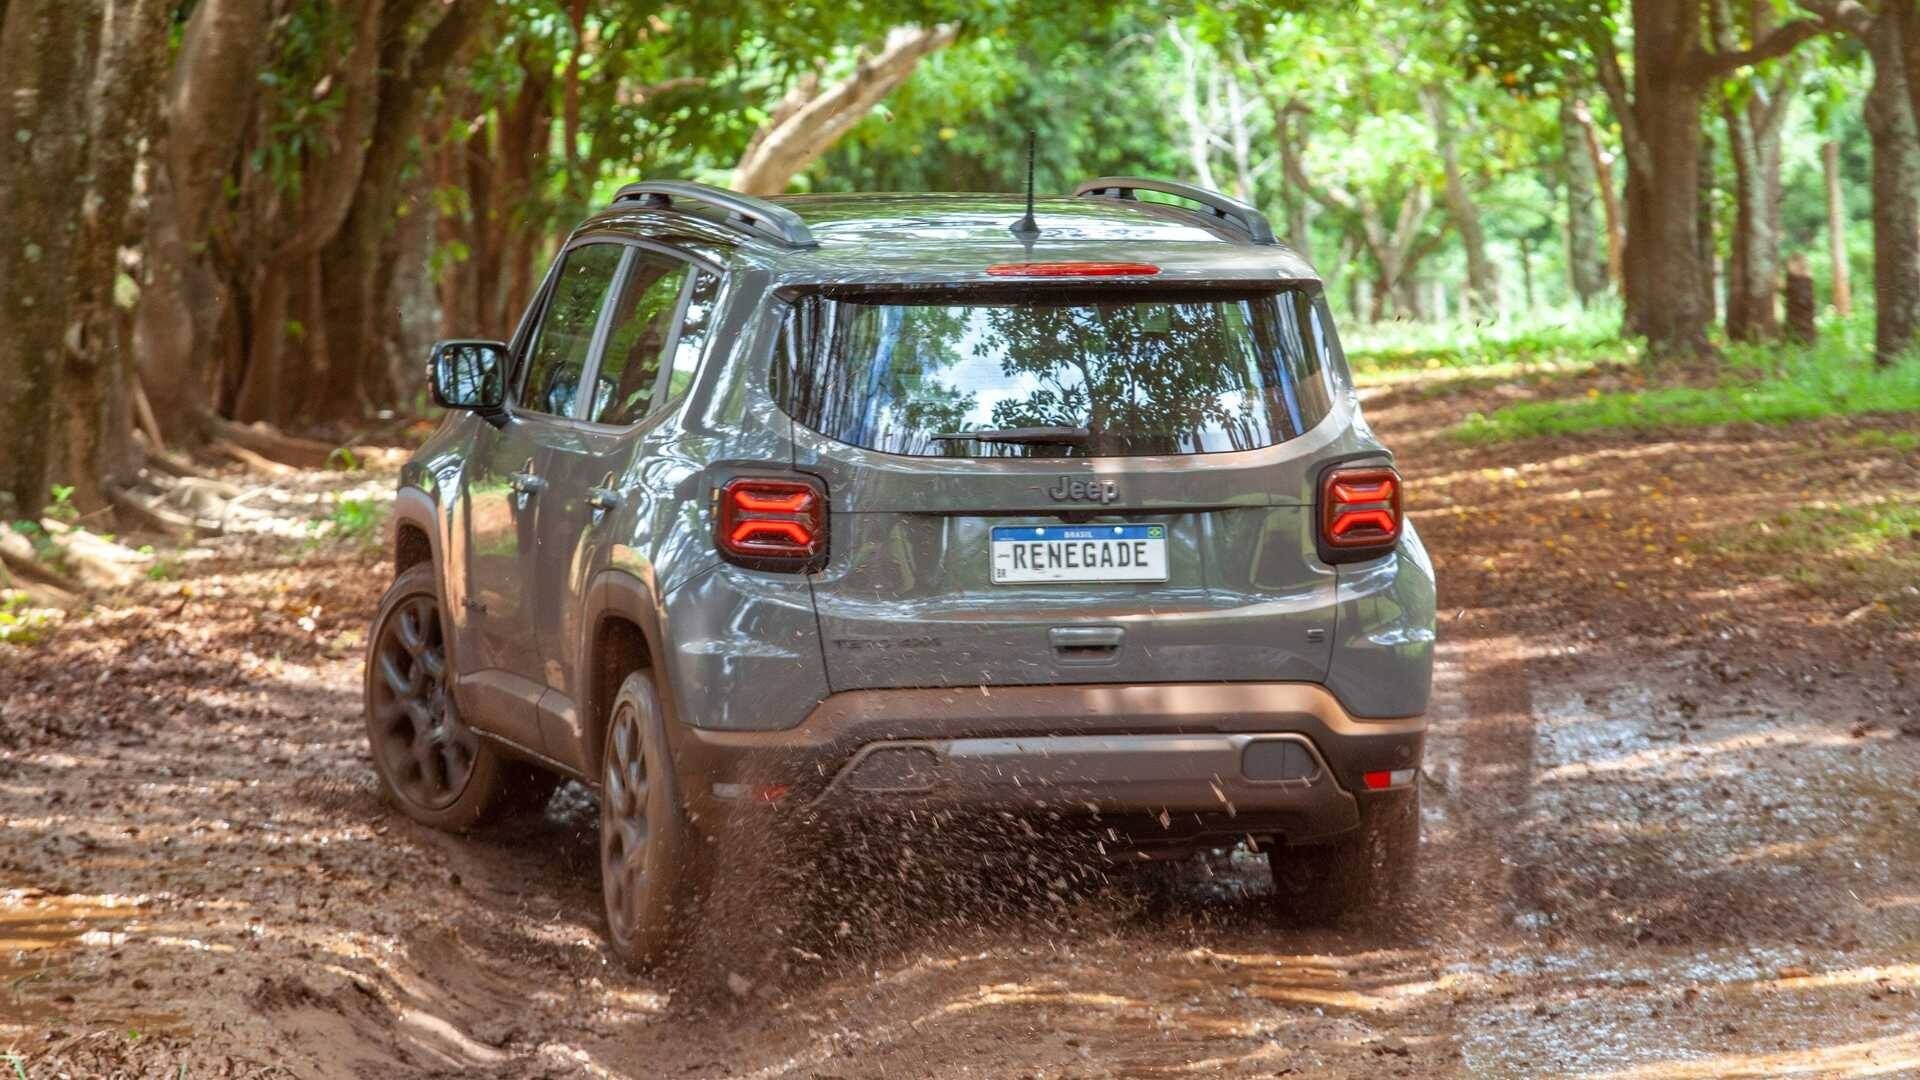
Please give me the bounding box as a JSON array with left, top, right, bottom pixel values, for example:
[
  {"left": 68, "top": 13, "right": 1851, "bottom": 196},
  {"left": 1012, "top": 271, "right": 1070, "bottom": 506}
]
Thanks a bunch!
[
  {"left": 1318, "top": 466, "right": 1403, "bottom": 561},
  {"left": 1364, "top": 770, "right": 1393, "bottom": 790},
  {"left": 984, "top": 262, "right": 1161, "bottom": 277},
  {"left": 717, "top": 476, "right": 827, "bottom": 571}
]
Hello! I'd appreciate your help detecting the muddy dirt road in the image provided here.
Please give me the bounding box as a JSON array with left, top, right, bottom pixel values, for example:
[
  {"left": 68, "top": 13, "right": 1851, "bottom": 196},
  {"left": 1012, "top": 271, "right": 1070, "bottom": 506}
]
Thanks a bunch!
[{"left": 4, "top": 378, "right": 1917, "bottom": 1078}]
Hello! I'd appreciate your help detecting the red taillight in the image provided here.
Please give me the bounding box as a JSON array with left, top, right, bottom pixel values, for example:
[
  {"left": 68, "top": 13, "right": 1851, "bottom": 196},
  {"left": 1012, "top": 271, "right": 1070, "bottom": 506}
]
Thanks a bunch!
[
  {"left": 1318, "top": 465, "right": 1402, "bottom": 563},
  {"left": 984, "top": 262, "right": 1161, "bottom": 277},
  {"left": 1364, "top": 769, "right": 1416, "bottom": 790},
  {"left": 717, "top": 476, "right": 827, "bottom": 571}
]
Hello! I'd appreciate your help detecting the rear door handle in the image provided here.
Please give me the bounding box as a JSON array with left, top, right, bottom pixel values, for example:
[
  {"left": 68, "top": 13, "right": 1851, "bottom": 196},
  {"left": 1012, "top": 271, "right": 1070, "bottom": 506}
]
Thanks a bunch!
[
  {"left": 587, "top": 471, "right": 624, "bottom": 520},
  {"left": 509, "top": 456, "right": 545, "bottom": 497}
]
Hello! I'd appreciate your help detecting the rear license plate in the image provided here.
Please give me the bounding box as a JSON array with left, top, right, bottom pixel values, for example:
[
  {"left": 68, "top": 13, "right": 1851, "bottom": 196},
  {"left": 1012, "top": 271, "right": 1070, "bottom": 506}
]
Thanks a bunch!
[{"left": 990, "top": 525, "right": 1168, "bottom": 584}]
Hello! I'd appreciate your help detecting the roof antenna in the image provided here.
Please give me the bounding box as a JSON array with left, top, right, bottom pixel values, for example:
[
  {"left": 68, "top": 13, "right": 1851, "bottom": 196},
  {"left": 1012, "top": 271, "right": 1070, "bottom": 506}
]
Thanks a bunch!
[{"left": 1009, "top": 130, "right": 1040, "bottom": 240}]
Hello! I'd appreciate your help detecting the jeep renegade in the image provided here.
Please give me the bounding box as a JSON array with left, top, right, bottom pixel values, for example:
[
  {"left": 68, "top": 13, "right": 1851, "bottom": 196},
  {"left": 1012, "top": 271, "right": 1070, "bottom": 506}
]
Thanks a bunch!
[{"left": 365, "top": 178, "right": 1436, "bottom": 966}]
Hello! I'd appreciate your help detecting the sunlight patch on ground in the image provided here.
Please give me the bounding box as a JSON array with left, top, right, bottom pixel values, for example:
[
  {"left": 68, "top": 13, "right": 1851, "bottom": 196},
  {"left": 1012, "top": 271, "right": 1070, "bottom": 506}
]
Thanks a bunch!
[
  {"left": 1532, "top": 725, "right": 1856, "bottom": 784},
  {"left": 1593, "top": 1029, "right": 1920, "bottom": 1079}
]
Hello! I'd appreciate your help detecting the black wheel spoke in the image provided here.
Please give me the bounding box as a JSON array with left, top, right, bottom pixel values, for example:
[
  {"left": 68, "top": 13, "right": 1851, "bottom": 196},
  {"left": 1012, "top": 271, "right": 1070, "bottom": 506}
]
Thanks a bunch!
[
  {"left": 396, "top": 605, "right": 428, "bottom": 657},
  {"left": 378, "top": 650, "right": 414, "bottom": 698},
  {"left": 600, "top": 706, "right": 655, "bottom": 946},
  {"left": 370, "top": 588, "right": 473, "bottom": 811}
]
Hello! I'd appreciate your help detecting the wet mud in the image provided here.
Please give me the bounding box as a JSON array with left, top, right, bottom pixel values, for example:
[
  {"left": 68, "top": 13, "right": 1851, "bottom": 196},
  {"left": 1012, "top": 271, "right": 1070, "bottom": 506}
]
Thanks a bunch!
[{"left": 4, "top": 390, "right": 1917, "bottom": 1077}]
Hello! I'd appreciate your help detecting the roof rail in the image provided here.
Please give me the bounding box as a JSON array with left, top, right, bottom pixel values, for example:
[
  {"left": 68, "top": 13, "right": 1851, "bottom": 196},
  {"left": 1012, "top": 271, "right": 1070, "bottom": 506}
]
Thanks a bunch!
[
  {"left": 1072, "top": 177, "right": 1277, "bottom": 246},
  {"left": 608, "top": 179, "right": 818, "bottom": 249}
]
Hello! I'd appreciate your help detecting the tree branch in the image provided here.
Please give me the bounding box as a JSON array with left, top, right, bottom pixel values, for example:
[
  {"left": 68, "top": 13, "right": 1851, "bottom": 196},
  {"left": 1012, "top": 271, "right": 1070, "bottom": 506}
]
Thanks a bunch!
[
  {"left": 1794, "top": 0, "right": 1871, "bottom": 39},
  {"left": 732, "top": 24, "right": 958, "bottom": 195},
  {"left": 1591, "top": 39, "right": 1651, "bottom": 182},
  {"left": 1693, "top": 16, "right": 1827, "bottom": 75}
]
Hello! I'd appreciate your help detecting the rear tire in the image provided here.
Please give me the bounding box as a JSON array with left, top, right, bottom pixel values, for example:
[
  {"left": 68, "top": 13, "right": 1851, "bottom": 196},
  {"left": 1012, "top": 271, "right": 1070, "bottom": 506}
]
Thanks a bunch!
[
  {"left": 600, "top": 669, "right": 704, "bottom": 968},
  {"left": 364, "top": 564, "right": 527, "bottom": 832},
  {"left": 1267, "top": 789, "right": 1419, "bottom": 923}
]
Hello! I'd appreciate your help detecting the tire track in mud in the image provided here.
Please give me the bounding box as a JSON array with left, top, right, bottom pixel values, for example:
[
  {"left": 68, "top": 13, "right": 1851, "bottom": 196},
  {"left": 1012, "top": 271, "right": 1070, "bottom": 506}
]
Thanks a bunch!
[{"left": 1453, "top": 625, "right": 1543, "bottom": 935}]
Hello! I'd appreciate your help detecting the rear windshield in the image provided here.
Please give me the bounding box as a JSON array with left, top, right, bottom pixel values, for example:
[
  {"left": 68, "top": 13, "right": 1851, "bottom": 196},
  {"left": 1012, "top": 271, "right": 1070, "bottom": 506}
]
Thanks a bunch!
[{"left": 772, "top": 285, "right": 1336, "bottom": 458}]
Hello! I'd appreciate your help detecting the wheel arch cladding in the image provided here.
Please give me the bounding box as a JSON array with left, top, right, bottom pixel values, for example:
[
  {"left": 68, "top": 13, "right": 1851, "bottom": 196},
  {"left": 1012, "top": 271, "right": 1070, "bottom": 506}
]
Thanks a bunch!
[
  {"left": 581, "top": 569, "right": 669, "bottom": 779},
  {"left": 391, "top": 485, "right": 440, "bottom": 576},
  {"left": 395, "top": 522, "right": 432, "bottom": 575},
  {"left": 592, "top": 617, "right": 653, "bottom": 775}
]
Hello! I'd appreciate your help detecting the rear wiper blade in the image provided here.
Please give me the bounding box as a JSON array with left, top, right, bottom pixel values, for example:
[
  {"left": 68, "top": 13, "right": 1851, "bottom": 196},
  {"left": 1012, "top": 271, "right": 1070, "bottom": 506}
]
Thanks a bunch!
[{"left": 929, "top": 426, "right": 1092, "bottom": 445}]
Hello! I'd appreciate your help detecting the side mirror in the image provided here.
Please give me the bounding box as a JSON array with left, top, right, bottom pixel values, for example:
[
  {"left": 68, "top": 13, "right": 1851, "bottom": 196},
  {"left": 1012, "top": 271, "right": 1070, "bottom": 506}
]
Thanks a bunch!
[{"left": 429, "top": 340, "right": 508, "bottom": 413}]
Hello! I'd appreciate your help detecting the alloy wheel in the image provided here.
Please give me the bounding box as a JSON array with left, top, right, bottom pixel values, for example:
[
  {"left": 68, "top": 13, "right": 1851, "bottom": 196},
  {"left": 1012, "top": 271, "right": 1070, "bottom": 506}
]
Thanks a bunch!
[
  {"left": 600, "top": 702, "right": 651, "bottom": 945},
  {"left": 369, "top": 595, "right": 477, "bottom": 809}
]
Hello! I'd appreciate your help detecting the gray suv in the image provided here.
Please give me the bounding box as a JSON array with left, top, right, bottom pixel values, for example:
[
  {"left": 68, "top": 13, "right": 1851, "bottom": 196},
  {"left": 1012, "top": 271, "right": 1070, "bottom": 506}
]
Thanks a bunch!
[{"left": 365, "top": 178, "right": 1435, "bottom": 966}]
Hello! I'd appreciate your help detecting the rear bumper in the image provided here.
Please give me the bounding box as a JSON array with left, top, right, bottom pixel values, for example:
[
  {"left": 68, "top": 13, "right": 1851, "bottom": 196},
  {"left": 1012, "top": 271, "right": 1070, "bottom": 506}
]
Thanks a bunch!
[{"left": 675, "top": 682, "right": 1423, "bottom": 843}]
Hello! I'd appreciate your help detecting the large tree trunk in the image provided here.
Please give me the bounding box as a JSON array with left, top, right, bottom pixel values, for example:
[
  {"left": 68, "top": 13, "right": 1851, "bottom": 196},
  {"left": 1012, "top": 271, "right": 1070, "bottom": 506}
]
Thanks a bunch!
[
  {"left": 1608, "top": 0, "right": 1818, "bottom": 356},
  {"left": 133, "top": 0, "right": 273, "bottom": 445},
  {"left": 733, "top": 24, "right": 958, "bottom": 195},
  {"left": 1862, "top": 4, "right": 1920, "bottom": 365},
  {"left": 1714, "top": 0, "right": 1797, "bottom": 342},
  {"left": 0, "top": 1, "right": 95, "bottom": 516},
  {"left": 1561, "top": 96, "right": 1611, "bottom": 306},
  {"left": 1628, "top": 37, "right": 1720, "bottom": 355},
  {"left": 319, "top": 0, "right": 490, "bottom": 423},
  {"left": 1824, "top": 139, "right": 1853, "bottom": 315},
  {"left": 1422, "top": 85, "right": 1497, "bottom": 313},
  {"left": 1, "top": 0, "right": 169, "bottom": 518}
]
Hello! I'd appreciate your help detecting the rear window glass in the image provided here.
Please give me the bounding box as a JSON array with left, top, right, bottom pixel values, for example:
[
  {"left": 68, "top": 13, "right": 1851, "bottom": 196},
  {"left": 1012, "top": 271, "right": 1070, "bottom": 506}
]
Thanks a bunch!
[{"left": 772, "top": 286, "right": 1335, "bottom": 458}]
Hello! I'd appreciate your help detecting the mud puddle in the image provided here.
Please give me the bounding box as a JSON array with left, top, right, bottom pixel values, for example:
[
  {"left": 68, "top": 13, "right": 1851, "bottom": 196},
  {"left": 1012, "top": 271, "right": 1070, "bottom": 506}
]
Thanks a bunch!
[{"left": 1, "top": 889, "right": 186, "bottom": 1035}]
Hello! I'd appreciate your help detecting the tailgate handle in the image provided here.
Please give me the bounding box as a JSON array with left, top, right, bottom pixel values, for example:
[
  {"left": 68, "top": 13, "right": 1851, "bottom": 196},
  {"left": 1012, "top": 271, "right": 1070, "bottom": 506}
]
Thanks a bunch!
[{"left": 1050, "top": 626, "right": 1124, "bottom": 662}]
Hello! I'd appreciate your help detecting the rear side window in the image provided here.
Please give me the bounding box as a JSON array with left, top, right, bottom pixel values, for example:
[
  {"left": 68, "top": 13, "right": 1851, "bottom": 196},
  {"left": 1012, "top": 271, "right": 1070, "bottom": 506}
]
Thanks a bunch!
[
  {"left": 661, "top": 272, "right": 720, "bottom": 404},
  {"left": 588, "top": 254, "right": 691, "bottom": 426},
  {"left": 518, "top": 243, "right": 624, "bottom": 417},
  {"left": 773, "top": 286, "right": 1335, "bottom": 458}
]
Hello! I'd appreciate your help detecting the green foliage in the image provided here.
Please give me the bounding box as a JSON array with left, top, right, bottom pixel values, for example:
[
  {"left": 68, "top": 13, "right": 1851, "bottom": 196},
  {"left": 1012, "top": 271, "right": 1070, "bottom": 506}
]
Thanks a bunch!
[
  {"left": 1345, "top": 303, "right": 1626, "bottom": 374},
  {"left": 815, "top": 13, "right": 1179, "bottom": 196},
  {"left": 253, "top": 1, "right": 357, "bottom": 197},
  {"left": 1455, "top": 330, "right": 1920, "bottom": 442},
  {"left": 8, "top": 520, "right": 67, "bottom": 573},
  {"left": 45, "top": 485, "right": 77, "bottom": 525},
  {"left": 0, "top": 591, "right": 60, "bottom": 646},
  {"left": 1460, "top": 0, "right": 1619, "bottom": 97},
  {"left": 309, "top": 497, "right": 385, "bottom": 548},
  {"left": 1834, "top": 428, "right": 1920, "bottom": 453},
  {"left": 1712, "top": 496, "right": 1920, "bottom": 619},
  {"left": 1737, "top": 499, "right": 1920, "bottom": 559}
]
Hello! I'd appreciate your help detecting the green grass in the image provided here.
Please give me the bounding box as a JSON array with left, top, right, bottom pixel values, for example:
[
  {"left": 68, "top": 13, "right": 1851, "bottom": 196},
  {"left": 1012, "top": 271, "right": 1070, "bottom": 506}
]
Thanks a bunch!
[
  {"left": 1454, "top": 319, "right": 1920, "bottom": 443},
  {"left": 307, "top": 497, "right": 385, "bottom": 548},
  {"left": 1713, "top": 498, "right": 1920, "bottom": 617},
  {"left": 1344, "top": 302, "right": 1626, "bottom": 377},
  {"left": 0, "top": 591, "right": 60, "bottom": 646},
  {"left": 1834, "top": 428, "right": 1920, "bottom": 453}
]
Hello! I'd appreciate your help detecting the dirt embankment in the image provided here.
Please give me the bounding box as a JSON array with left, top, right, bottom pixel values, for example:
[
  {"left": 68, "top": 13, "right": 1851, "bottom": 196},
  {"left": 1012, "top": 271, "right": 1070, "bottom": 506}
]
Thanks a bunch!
[{"left": 4, "top": 383, "right": 1917, "bottom": 1078}]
